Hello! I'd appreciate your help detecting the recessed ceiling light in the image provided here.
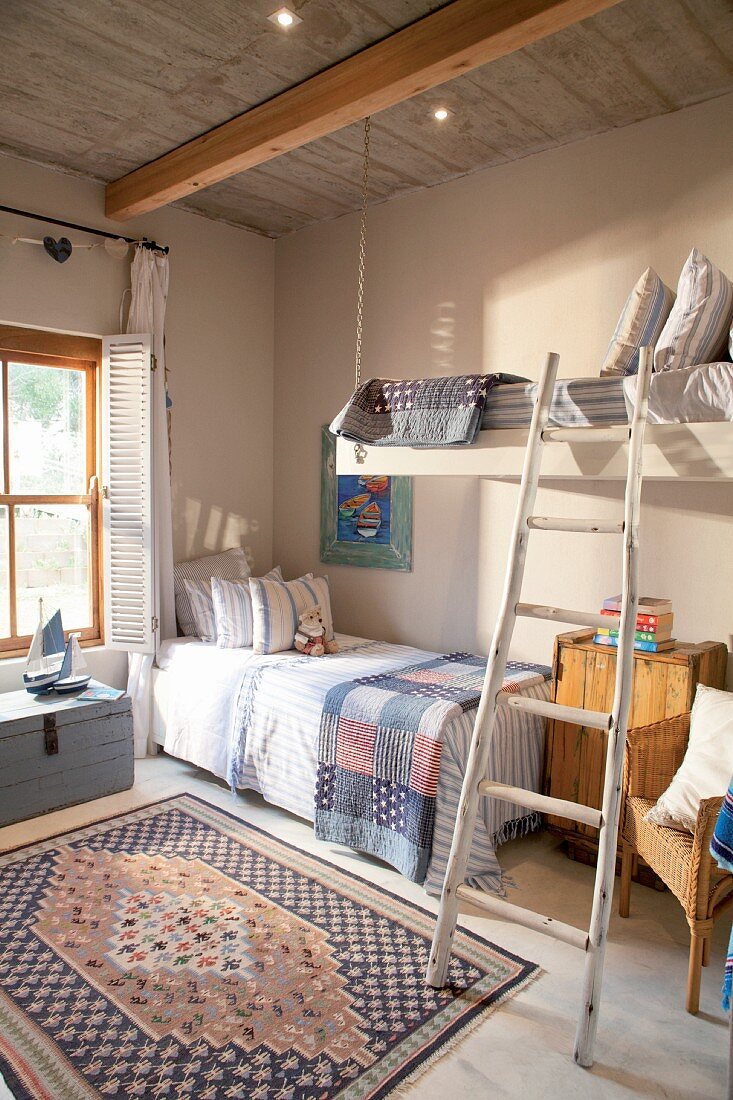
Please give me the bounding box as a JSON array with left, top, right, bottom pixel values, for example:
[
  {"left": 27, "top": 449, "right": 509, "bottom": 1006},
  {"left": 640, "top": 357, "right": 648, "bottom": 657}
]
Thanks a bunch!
[
  {"left": 433, "top": 107, "right": 451, "bottom": 121},
  {"left": 269, "top": 7, "right": 302, "bottom": 28}
]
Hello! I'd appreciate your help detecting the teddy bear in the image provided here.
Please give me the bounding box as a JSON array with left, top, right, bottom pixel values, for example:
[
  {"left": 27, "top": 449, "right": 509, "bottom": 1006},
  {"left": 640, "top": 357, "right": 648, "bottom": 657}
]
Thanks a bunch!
[{"left": 294, "top": 605, "right": 339, "bottom": 657}]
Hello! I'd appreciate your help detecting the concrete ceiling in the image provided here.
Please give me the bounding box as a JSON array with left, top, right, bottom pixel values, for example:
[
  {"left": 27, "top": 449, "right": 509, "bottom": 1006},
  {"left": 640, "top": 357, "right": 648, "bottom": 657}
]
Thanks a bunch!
[{"left": 2, "top": 0, "right": 733, "bottom": 237}]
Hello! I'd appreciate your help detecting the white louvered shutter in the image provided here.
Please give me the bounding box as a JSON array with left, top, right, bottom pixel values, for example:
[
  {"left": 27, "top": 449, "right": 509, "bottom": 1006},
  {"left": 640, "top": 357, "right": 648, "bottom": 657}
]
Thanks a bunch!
[{"left": 102, "top": 334, "right": 156, "bottom": 654}]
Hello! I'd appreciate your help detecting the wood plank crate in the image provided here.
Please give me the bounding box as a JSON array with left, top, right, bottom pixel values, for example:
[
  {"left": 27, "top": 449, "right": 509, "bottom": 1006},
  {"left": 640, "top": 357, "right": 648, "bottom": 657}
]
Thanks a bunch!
[
  {"left": 543, "top": 631, "right": 728, "bottom": 875},
  {"left": 0, "top": 683, "right": 133, "bottom": 828}
]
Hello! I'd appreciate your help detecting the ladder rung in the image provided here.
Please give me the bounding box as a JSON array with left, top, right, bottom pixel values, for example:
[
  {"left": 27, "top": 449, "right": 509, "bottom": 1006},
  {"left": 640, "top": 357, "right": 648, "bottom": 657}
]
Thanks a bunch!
[
  {"left": 516, "top": 602, "right": 620, "bottom": 631},
  {"left": 498, "top": 693, "right": 612, "bottom": 732},
  {"left": 541, "top": 425, "right": 631, "bottom": 444},
  {"left": 527, "top": 516, "right": 623, "bottom": 534},
  {"left": 456, "top": 884, "right": 589, "bottom": 951},
  {"left": 478, "top": 780, "right": 603, "bottom": 829}
]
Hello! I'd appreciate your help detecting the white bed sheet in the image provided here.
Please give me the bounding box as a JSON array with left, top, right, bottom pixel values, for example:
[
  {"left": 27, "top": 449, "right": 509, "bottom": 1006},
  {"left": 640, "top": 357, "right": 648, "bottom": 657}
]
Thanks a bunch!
[
  {"left": 623, "top": 361, "right": 733, "bottom": 423},
  {"left": 161, "top": 637, "right": 256, "bottom": 779}
]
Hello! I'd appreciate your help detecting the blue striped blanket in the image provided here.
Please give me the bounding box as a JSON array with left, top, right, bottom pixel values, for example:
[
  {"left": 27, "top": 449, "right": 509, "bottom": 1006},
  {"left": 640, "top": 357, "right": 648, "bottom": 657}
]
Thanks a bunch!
[
  {"left": 314, "top": 654, "right": 548, "bottom": 883},
  {"left": 711, "top": 778, "right": 733, "bottom": 1010}
]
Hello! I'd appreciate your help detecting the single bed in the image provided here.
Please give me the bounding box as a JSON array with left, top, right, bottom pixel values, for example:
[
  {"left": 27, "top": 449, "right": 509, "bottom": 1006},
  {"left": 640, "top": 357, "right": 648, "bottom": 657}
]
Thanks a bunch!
[{"left": 151, "top": 633, "right": 551, "bottom": 896}]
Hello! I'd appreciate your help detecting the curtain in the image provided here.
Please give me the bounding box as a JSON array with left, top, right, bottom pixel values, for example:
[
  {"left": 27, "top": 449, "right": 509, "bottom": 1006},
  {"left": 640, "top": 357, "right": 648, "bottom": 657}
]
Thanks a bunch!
[{"left": 125, "top": 246, "right": 175, "bottom": 756}]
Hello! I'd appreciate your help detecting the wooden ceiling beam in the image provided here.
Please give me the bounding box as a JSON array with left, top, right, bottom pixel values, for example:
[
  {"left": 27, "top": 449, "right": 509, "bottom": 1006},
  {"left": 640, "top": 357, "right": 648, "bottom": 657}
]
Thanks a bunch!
[{"left": 105, "top": 0, "right": 622, "bottom": 221}]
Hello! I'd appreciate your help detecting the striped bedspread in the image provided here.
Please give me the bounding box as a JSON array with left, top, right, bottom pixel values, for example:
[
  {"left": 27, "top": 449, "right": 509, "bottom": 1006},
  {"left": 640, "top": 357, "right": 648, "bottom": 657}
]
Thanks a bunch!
[
  {"left": 226, "top": 637, "right": 551, "bottom": 894},
  {"left": 314, "top": 654, "right": 548, "bottom": 883},
  {"left": 481, "top": 375, "right": 627, "bottom": 429}
]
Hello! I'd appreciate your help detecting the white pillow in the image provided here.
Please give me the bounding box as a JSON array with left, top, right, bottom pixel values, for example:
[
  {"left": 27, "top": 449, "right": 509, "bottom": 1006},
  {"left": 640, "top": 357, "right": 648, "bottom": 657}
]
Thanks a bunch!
[
  {"left": 654, "top": 249, "right": 733, "bottom": 372},
  {"left": 645, "top": 684, "right": 733, "bottom": 832},
  {"left": 601, "top": 267, "right": 675, "bottom": 377},
  {"left": 250, "top": 573, "right": 335, "bottom": 655},
  {"left": 174, "top": 547, "right": 251, "bottom": 636},
  {"left": 212, "top": 568, "right": 282, "bottom": 649}
]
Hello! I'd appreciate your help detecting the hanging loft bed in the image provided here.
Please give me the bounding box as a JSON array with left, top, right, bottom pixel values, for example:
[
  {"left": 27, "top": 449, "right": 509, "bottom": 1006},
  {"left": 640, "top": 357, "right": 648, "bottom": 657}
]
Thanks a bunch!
[
  {"left": 334, "top": 420, "right": 730, "bottom": 481},
  {"left": 336, "top": 421, "right": 733, "bottom": 482},
  {"left": 332, "top": 120, "right": 733, "bottom": 484},
  {"left": 335, "top": 373, "right": 733, "bottom": 482}
]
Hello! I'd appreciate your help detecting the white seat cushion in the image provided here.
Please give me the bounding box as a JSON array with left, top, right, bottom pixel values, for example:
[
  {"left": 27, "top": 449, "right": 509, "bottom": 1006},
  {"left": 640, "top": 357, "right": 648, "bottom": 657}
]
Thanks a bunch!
[{"left": 646, "top": 684, "right": 733, "bottom": 832}]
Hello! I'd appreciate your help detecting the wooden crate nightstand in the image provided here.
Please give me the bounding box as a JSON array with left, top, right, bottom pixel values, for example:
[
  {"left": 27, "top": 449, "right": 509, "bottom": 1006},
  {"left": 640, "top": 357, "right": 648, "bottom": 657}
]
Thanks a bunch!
[
  {"left": 0, "top": 683, "right": 133, "bottom": 828},
  {"left": 543, "top": 631, "right": 728, "bottom": 870}
]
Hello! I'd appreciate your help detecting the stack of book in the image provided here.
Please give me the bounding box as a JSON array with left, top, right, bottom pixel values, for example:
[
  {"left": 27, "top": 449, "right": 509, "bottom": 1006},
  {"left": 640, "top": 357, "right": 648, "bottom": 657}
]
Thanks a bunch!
[{"left": 593, "top": 595, "right": 675, "bottom": 653}]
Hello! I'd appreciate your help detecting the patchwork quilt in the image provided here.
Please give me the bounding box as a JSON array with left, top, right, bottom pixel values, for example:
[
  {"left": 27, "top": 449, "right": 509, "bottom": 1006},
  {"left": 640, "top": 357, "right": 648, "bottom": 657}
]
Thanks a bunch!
[
  {"left": 314, "top": 654, "right": 548, "bottom": 882},
  {"left": 329, "top": 373, "right": 499, "bottom": 446}
]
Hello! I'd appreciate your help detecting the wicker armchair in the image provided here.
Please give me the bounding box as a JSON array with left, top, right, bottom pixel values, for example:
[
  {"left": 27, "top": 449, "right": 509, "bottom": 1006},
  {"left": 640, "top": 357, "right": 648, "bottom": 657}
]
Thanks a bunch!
[{"left": 618, "top": 713, "right": 733, "bottom": 1014}]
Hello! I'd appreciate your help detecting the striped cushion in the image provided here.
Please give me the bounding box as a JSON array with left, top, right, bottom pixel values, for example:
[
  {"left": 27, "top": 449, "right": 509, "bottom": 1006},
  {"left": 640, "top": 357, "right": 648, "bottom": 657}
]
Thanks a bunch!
[
  {"left": 212, "top": 568, "right": 283, "bottom": 649},
  {"left": 655, "top": 249, "right": 733, "bottom": 372},
  {"left": 173, "top": 547, "right": 251, "bottom": 637},
  {"left": 601, "top": 267, "right": 675, "bottom": 377},
  {"left": 183, "top": 578, "right": 218, "bottom": 642},
  {"left": 250, "top": 574, "right": 335, "bottom": 655}
]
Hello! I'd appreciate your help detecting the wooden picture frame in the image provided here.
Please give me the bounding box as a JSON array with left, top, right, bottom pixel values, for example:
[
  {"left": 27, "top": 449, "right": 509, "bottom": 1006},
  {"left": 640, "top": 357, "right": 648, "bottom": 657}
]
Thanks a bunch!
[{"left": 320, "top": 426, "right": 412, "bottom": 571}]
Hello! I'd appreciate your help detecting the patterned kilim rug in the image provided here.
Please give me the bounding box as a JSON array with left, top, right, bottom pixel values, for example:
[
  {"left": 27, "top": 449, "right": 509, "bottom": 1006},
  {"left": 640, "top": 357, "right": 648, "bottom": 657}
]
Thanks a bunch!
[{"left": 0, "top": 795, "right": 539, "bottom": 1099}]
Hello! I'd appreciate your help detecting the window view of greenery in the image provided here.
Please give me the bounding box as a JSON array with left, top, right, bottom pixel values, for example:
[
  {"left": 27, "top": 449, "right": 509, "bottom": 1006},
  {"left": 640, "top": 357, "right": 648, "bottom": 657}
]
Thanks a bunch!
[
  {"left": 0, "top": 362, "right": 92, "bottom": 640},
  {"left": 10, "top": 362, "right": 85, "bottom": 493}
]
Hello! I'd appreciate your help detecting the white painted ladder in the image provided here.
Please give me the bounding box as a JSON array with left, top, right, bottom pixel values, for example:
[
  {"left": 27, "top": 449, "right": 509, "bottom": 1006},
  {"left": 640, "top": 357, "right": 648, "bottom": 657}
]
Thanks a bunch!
[{"left": 426, "top": 347, "right": 654, "bottom": 1067}]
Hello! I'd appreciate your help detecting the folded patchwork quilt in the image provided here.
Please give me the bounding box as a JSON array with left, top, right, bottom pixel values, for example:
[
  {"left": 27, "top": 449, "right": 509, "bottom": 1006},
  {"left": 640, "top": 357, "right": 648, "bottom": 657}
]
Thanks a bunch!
[
  {"left": 314, "top": 653, "right": 548, "bottom": 882},
  {"left": 330, "top": 373, "right": 501, "bottom": 446}
]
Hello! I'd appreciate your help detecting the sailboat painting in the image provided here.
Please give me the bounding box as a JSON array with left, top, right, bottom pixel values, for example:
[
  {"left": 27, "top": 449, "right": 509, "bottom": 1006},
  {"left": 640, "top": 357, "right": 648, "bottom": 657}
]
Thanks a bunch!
[
  {"left": 23, "top": 600, "right": 66, "bottom": 694},
  {"left": 336, "top": 475, "right": 391, "bottom": 545},
  {"left": 321, "top": 426, "right": 412, "bottom": 571},
  {"left": 54, "top": 634, "right": 91, "bottom": 694}
]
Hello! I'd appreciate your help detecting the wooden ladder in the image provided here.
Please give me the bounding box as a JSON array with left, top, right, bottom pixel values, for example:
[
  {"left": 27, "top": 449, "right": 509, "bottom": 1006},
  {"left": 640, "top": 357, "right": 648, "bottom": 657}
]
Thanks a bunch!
[{"left": 426, "top": 347, "right": 654, "bottom": 1067}]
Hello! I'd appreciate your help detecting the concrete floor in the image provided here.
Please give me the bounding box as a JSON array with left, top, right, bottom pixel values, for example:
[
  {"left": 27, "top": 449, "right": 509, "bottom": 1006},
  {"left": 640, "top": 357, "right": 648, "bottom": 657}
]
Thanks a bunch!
[{"left": 0, "top": 753, "right": 728, "bottom": 1099}]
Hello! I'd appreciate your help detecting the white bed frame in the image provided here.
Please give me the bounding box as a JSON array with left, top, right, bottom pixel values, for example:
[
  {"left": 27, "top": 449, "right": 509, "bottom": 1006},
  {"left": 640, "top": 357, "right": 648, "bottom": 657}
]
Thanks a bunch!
[
  {"left": 337, "top": 421, "right": 733, "bottom": 480},
  {"left": 150, "top": 666, "right": 168, "bottom": 748}
]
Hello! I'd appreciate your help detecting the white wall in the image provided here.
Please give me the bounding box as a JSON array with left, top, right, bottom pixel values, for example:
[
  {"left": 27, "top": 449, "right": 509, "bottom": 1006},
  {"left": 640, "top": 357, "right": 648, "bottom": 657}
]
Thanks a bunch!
[
  {"left": 273, "top": 93, "right": 733, "bottom": 684},
  {"left": 0, "top": 154, "right": 275, "bottom": 688}
]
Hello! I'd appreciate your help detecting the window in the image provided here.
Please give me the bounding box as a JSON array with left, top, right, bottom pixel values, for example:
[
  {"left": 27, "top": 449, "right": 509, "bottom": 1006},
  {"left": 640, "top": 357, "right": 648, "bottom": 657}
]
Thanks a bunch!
[{"left": 0, "top": 326, "right": 102, "bottom": 655}]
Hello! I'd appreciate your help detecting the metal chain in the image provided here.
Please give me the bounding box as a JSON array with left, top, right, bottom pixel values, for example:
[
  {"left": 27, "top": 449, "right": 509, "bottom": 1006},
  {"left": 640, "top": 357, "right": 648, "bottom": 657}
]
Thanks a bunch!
[{"left": 354, "top": 116, "right": 371, "bottom": 390}]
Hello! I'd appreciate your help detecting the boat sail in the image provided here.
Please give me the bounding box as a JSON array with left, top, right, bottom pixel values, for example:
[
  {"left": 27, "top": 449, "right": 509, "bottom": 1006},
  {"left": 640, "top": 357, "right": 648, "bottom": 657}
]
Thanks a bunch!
[
  {"left": 54, "top": 633, "right": 91, "bottom": 694},
  {"left": 23, "top": 599, "right": 66, "bottom": 694}
]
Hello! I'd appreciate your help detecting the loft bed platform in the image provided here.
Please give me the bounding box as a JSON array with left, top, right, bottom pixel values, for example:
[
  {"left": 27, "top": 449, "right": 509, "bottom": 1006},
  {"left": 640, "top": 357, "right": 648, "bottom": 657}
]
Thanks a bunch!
[{"left": 336, "top": 421, "right": 733, "bottom": 482}]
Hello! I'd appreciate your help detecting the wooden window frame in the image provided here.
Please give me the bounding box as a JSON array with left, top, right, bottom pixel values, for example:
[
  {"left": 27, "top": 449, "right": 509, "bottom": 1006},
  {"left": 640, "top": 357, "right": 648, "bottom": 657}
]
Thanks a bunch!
[{"left": 0, "top": 325, "right": 103, "bottom": 657}]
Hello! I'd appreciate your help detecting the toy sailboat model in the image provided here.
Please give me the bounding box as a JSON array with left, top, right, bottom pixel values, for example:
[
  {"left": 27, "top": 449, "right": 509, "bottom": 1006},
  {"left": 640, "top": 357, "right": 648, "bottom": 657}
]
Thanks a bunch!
[
  {"left": 54, "top": 633, "right": 91, "bottom": 694},
  {"left": 356, "top": 501, "right": 381, "bottom": 538},
  {"left": 23, "top": 599, "right": 66, "bottom": 694}
]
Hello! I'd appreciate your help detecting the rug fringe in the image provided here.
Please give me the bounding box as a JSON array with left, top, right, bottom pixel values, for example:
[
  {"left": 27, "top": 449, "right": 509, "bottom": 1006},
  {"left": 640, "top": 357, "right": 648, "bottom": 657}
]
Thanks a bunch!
[{"left": 389, "top": 965, "right": 543, "bottom": 1097}]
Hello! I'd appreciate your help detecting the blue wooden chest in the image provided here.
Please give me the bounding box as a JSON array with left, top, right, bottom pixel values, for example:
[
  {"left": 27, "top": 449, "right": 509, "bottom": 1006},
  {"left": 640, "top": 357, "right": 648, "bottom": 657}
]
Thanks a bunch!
[{"left": 0, "top": 682, "right": 134, "bottom": 827}]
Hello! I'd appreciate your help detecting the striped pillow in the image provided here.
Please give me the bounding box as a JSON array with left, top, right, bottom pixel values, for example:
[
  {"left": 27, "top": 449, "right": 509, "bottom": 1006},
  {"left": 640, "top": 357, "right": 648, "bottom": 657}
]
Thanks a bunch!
[
  {"left": 250, "top": 574, "right": 335, "bottom": 655},
  {"left": 601, "top": 267, "right": 675, "bottom": 377},
  {"left": 655, "top": 249, "right": 733, "bottom": 372},
  {"left": 183, "top": 578, "right": 218, "bottom": 642},
  {"left": 212, "top": 568, "right": 283, "bottom": 649},
  {"left": 174, "top": 547, "right": 251, "bottom": 637}
]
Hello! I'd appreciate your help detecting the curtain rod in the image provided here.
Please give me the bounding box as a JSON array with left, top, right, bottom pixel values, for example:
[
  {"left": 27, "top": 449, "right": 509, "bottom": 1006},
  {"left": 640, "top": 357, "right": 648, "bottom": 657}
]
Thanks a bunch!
[{"left": 0, "top": 204, "right": 169, "bottom": 254}]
